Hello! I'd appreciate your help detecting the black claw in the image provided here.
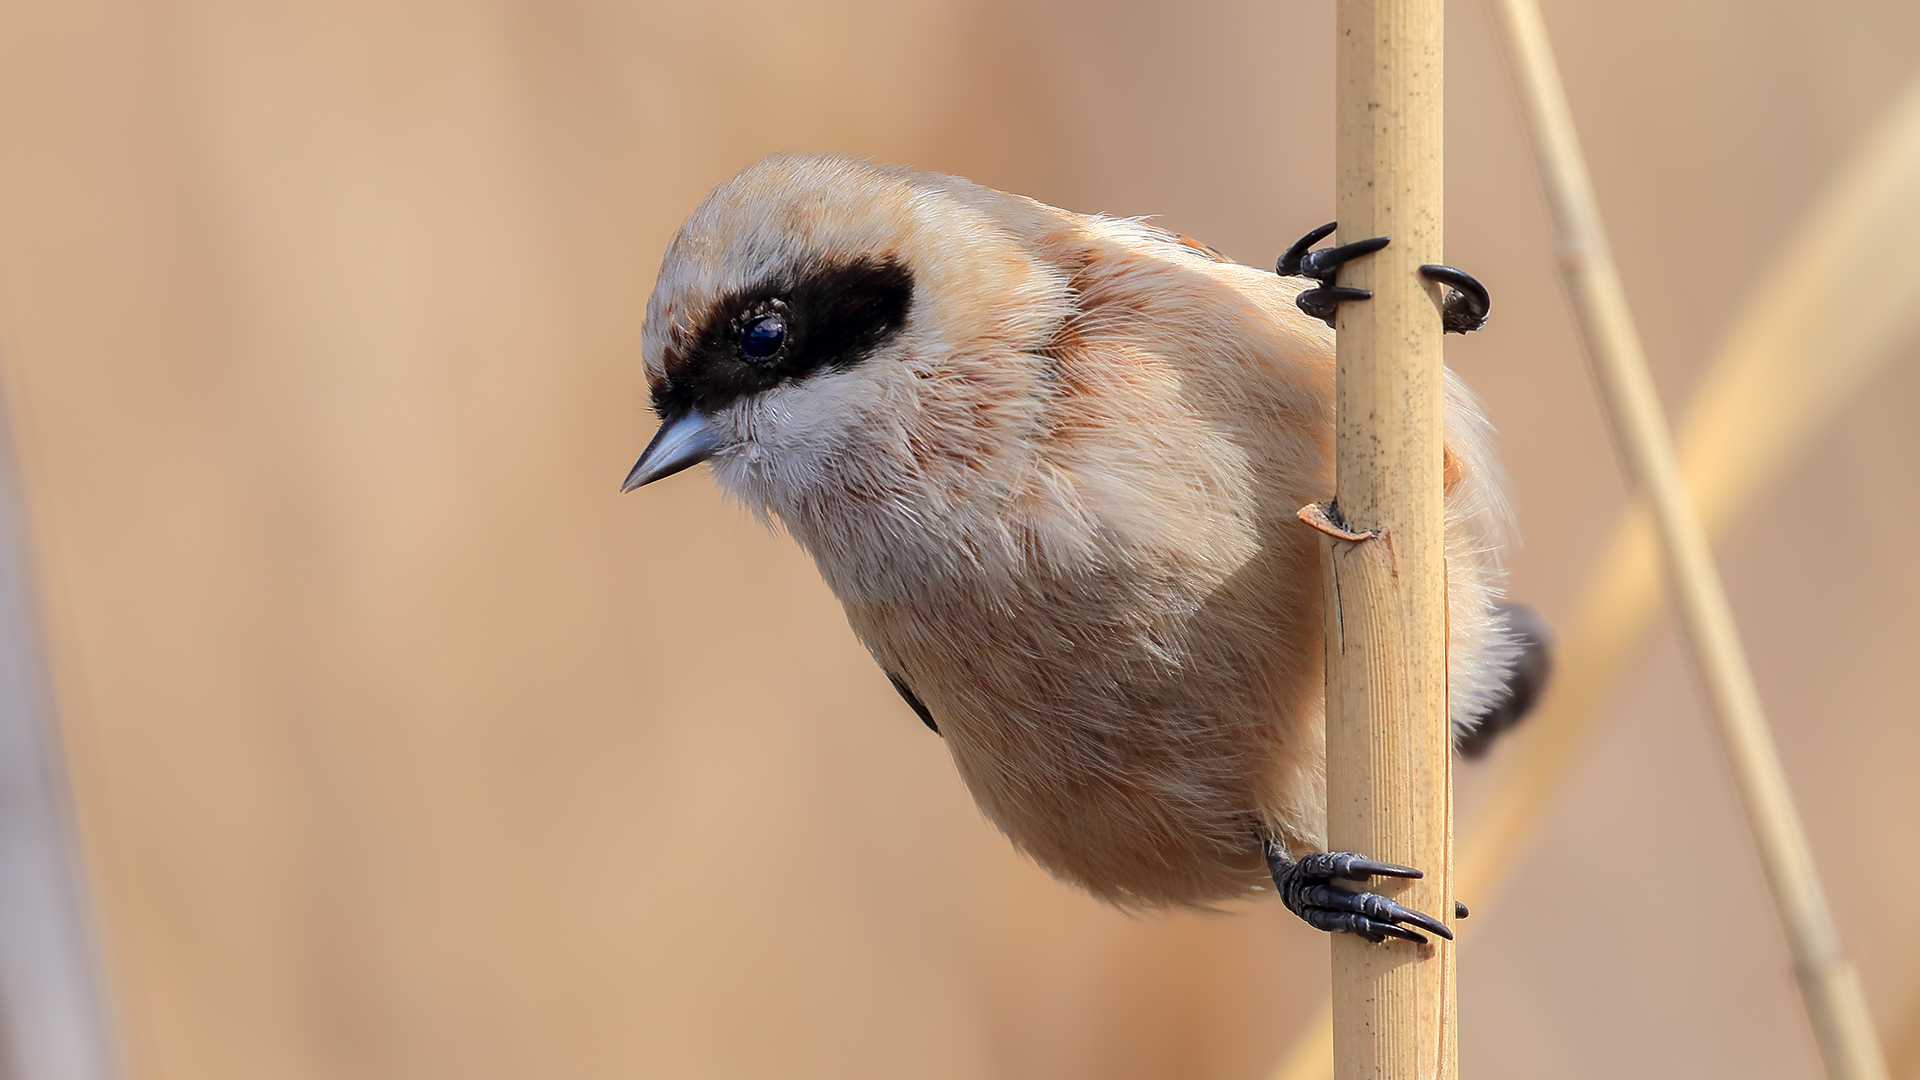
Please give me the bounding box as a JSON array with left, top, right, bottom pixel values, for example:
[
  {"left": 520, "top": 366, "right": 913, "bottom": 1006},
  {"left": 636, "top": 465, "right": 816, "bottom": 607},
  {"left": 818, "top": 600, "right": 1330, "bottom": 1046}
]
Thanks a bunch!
[
  {"left": 1372, "top": 922, "right": 1431, "bottom": 944},
  {"left": 1303, "top": 237, "right": 1390, "bottom": 280},
  {"left": 1389, "top": 901, "right": 1455, "bottom": 941},
  {"left": 1279, "top": 223, "right": 1392, "bottom": 329},
  {"left": 1297, "top": 906, "right": 1423, "bottom": 944},
  {"left": 1265, "top": 842, "right": 1454, "bottom": 945},
  {"left": 1419, "top": 264, "right": 1491, "bottom": 334},
  {"left": 1299, "top": 882, "right": 1452, "bottom": 940},
  {"left": 1277, "top": 221, "right": 1338, "bottom": 277},
  {"left": 1297, "top": 286, "right": 1373, "bottom": 323},
  {"left": 1301, "top": 852, "right": 1423, "bottom": 881},
  {"left": 1280, "top": 224, "right": 1493, "bottom": 334},
  {"left": 1455, "top": 901, "right": 1470, "bottom": 919}
]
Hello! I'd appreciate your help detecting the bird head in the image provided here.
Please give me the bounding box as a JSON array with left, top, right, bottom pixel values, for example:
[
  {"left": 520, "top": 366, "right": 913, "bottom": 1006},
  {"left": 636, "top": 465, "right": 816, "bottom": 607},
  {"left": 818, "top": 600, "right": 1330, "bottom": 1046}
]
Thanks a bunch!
[{"left": 622, "top": 154, "right": 1072, "bottom": 528}]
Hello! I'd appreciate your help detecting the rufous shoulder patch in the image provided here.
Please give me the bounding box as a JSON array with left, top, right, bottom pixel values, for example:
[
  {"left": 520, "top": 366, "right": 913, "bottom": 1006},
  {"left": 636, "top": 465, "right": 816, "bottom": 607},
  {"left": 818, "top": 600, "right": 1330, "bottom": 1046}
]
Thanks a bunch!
[{"left": 1172, "top": 233, "right": 1229, "bottom": 262}]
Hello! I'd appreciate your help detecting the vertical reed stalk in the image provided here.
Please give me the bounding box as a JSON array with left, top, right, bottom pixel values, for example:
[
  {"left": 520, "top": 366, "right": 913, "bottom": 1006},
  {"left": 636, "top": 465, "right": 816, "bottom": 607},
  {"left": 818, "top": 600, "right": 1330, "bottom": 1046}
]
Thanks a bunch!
[
  {"left": 1272, "top": 68, "right": 1920, "bottom": 1080},
  {"left": 1310, "top": 2, "right": 1456, "bottom": 1077}
]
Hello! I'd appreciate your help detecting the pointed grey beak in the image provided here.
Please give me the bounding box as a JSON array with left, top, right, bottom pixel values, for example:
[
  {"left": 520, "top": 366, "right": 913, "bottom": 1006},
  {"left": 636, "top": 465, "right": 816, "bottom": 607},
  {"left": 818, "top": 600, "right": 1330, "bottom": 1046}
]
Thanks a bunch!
[{"left": 622, "top": 410, "right": 720, "bottom": 492}]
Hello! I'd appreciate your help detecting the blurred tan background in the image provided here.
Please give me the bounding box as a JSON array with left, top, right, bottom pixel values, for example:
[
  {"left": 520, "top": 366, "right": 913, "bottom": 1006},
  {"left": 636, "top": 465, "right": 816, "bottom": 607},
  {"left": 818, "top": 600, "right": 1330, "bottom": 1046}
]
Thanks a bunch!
[{"left": 0, "top": 1, "right": 1915, "bottom": 1078}]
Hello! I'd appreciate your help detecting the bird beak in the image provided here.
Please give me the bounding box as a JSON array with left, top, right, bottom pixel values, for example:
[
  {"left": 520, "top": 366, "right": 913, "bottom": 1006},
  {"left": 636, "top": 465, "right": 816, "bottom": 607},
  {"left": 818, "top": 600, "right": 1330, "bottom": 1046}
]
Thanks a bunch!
[{"left": 621, "top": 410, "right": 720, "bottom": 492}]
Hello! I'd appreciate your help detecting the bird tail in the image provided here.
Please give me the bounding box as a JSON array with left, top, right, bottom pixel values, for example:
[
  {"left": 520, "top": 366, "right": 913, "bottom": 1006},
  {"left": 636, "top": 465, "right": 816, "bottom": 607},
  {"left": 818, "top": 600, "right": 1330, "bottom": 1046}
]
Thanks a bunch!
[{"left": 1454, "top": 602, "right": 1554, "bottom": 758}]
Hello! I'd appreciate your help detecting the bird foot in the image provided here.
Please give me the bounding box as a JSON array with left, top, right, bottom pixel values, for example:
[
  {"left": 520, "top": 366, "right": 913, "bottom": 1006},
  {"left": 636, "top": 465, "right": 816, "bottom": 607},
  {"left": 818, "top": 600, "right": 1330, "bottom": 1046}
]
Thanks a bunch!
[
  {"left": 1276, "top": 222, "right": 1386, "bottom": 326},
  {"left": 1420, "top": 263, "right": 1491, "bottom": 334},
  {"left": 1277, "top": 222, "right": 1491, "bottom": 334},
  {"left": 1264, "top": 841, "right": 1455, "bottom": 944}
]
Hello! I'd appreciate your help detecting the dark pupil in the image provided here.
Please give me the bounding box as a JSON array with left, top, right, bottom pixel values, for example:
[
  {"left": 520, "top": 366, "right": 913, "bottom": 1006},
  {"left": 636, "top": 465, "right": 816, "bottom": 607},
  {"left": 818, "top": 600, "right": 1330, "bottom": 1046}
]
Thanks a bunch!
[{"left": 739, "top": 313, "right": 787, "bottom": 358}]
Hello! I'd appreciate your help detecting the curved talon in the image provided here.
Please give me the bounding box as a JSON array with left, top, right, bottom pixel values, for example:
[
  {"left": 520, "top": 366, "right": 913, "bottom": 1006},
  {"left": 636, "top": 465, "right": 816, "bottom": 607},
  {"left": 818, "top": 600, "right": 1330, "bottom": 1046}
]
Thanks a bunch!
[
  {"left": 1302, "top": 237, "right": 1390, "bottom": 281},
  {"left": 1277, "top": 221, "right": 1338, "bottom": 277},
  {"left": 1297, "top": 286, "right": 1372, "bottom": 324},
  {"left": 1368, "top": 922, "right": 1431, "bottom": 944},
  {"left": 1299, "top": 851, "right": 1422, "bottom": 881},
  {"left": 1386, "top": 897, "right": 1451, "bottom": 940},
  {"left": 1300, "top": 884, "right": 1453, "bottom": 940},
  {"left": 1280, "top": 226, "right": 1493, "bottom": 334},
  {"left": 1419, "top": 263, "right": 1491, "bottom": 334},
  {"left": 1265, "top": 841, "right": 1454, "bottom": 944},
  {"left": 1296, "top": 900, "right": 1434, "bottom": 944},
  {"left": 1278, "top": 223, "right": 1394, "bottom": 329},
  {"left": 1300, "top": 907, "right": 1428, "bottom": 944}
]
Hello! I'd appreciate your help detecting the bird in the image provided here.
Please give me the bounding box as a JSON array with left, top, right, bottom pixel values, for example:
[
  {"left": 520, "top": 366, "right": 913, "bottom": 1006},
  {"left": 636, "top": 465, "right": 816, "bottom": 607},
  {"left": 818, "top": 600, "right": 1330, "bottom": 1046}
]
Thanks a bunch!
[{"left": 623, "top": 153, "right": 1547, "bottom": 943}]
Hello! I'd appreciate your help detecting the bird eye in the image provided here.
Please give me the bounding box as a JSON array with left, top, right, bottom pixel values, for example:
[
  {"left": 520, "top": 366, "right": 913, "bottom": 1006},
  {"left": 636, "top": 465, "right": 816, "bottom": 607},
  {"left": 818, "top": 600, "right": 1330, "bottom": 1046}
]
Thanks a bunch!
[{"left": 739, "top": 313, "right": 787, "bottom": 358}]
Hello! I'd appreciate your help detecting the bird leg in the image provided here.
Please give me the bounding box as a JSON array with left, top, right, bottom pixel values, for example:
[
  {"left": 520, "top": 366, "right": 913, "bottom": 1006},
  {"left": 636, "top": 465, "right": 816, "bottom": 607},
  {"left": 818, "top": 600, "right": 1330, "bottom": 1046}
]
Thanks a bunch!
[
  {"left": 1263, "top": 839, "right": 1455, "bottom": 944},
  {"left": 1277, "top": 222, "right": 1491, "bottom": 334}
]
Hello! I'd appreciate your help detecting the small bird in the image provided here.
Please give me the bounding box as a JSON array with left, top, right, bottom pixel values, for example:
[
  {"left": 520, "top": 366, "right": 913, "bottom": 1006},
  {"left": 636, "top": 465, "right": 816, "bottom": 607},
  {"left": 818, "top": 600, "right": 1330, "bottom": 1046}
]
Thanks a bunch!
[{"left": 625, "top": 154, "right": 1545, "bottom": 942}]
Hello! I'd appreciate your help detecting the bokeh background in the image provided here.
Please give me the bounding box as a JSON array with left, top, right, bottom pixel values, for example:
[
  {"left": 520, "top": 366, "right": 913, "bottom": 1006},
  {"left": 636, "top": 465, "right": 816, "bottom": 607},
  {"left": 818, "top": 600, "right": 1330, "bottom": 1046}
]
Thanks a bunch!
[{"left": 0, "top": 1, "right": 1915, "bottom": 1078}]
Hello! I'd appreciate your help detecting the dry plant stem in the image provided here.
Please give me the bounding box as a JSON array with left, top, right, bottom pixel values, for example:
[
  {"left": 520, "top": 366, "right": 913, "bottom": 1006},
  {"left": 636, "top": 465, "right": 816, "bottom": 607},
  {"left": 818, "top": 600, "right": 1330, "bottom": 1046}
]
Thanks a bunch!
[
  {"left": 1461, "top": 75, "right": 1920, "bottom": 906},
  {"left": 1272, "top": 1004, "right": 1337, "bottom": 1080},
  {"left": 1486, "top": 1, "right": 1889, "bottom": 1077},
  {"left": 1271, "top": 71, "right": 1920, "bottom": 1080},
  {"left": 1318, "top": 1, "right": 1455, "bottom": 1078},
  {"left": 1452, "top": 63, "right": 1920, "bottom": 973}
]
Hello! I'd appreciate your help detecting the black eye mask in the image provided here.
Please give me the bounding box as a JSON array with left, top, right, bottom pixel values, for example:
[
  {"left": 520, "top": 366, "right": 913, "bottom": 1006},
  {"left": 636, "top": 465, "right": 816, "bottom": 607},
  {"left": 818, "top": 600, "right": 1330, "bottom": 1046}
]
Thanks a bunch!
[{"left": 652, "top": 256, "right": 914, "bottom": 418}]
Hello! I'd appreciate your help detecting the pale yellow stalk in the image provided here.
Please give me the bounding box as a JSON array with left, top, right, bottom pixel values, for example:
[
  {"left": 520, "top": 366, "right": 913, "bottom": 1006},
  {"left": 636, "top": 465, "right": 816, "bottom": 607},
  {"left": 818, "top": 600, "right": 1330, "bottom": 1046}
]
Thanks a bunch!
[{"left": 1317, "top": 2, "right": 1456, "bottom": 1078}]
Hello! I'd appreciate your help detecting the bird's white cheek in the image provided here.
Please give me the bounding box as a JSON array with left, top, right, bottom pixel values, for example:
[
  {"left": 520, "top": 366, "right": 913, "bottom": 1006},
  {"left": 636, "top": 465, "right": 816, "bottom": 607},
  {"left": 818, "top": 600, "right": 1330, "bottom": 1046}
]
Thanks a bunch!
[{"left": 705, "top": 369, "right": 893, "bottom": 510}]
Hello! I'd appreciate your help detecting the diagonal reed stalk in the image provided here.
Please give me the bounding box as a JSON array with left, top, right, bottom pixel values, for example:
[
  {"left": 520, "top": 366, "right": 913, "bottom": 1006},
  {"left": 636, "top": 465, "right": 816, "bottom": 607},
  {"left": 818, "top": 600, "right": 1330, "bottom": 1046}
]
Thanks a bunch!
[
  {"left": 1270, "top": 59, "right": 1920, "bottom": 1080},
  {"left": 1490, "top": 0, "right": 1888, "bottom": 1071}
]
